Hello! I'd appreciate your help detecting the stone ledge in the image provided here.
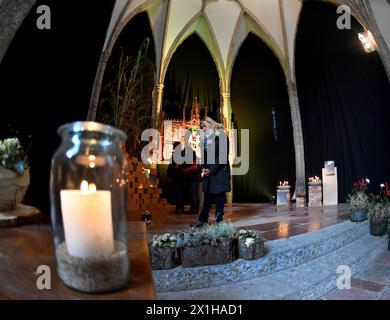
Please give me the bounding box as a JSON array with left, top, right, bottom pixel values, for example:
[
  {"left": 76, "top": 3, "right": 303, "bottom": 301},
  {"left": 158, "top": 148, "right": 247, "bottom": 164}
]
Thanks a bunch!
[
  {"left": 156, "top": 233, "right": 388, "bottom": 300},
  {"left": 153, "top": 221, "right": 369, "bottom": 292}
]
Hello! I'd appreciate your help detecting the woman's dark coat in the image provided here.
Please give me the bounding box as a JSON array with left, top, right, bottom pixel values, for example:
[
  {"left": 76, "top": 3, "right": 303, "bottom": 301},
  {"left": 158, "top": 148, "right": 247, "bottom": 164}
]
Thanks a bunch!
[{"left": 202, "top": 131, "right": 231, "bottom": 194}]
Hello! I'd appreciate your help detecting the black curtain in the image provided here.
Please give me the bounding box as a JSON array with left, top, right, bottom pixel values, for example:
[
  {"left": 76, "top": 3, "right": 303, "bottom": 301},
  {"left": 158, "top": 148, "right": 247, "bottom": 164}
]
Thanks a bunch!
[
  {"left": 0, "top": 0, "right": 116, "bottom": 212},
  {"left": 163, "top": 34, "right": 220, "bottom": 120},
  {"left": 232, "top": 33, "right": 296, "bottom": 203},
  {"left": 296, "top": 1, "right": 390, "bottom": 202}
]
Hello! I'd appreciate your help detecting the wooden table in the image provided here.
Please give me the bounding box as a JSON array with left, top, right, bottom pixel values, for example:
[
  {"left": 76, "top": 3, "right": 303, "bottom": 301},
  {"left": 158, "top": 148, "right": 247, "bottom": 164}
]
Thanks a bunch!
[{"left": 0, "top": 221, "right": 156, "bottom": 299}]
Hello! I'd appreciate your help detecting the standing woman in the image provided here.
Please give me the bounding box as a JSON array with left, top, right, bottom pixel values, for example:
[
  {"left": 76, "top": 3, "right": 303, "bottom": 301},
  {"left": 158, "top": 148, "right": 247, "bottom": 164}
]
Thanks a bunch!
[{"left": 192, "top": 117, "right": 231, "bottom": 226}]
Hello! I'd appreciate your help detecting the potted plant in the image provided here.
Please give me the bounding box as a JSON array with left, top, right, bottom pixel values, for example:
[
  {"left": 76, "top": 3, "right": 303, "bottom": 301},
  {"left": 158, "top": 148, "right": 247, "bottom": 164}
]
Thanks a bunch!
[
  {"left": 347, "top": 178, "right": 370, "bottom": 222},
  {"left": 177, "top": 222, "right": 236, "bottom": 267},
  {"left": 237, "top": 229, "right": 265, "bottom": 260},
  {"left": 149, "top": 233, "right": 179, "bottom": 270},
  {"left": 367, "top": 184, "right": 390, "bottom": 236},
  {"left": 368, "top": 201, "right": 389, "bottom": 236},
  {"left": 0, "top": 138, "right": 30, "bottom": 211}
]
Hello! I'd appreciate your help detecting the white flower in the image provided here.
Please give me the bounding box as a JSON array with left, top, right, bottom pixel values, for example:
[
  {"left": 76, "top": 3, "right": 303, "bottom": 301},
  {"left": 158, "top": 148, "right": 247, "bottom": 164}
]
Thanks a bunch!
[
  {"left": 366, "top": 178, "right": 370, "bottom": 184},
  {"left": 169, "top": 236, "right": 176, "bottom": 241},
  {"left": 380, "top": 183, "right": 385, "bottom": 188},
  {"left": 245, "top": 238, "right": 255, "bottom": 247}
]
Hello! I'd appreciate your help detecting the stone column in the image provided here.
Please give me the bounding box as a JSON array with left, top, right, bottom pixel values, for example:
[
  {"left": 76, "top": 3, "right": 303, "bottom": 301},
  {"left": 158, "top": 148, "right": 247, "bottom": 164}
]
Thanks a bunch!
[
  {"left": 87, "top": 51, "right": 111, "bottom": 121},
  {"left": 221, "top": 91, "right": 233, "bottom": 205},
  {"left": 221, "top": 92, "right": 232, "bottom": 130},
  {"left": 153, "top": 82, "right": 164, "bottom": 128},
  {"left": 0, "top": 0, "right": 37, "bottom": 64},
  {"left": 287, "top": 79, "right": 306, "bottom": 196}
]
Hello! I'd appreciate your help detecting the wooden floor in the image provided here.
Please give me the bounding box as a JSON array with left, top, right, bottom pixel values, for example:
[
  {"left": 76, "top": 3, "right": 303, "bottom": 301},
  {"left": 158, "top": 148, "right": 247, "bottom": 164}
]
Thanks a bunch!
[{"left": 128, "top": 203, "right": 350, "bottom": 242}]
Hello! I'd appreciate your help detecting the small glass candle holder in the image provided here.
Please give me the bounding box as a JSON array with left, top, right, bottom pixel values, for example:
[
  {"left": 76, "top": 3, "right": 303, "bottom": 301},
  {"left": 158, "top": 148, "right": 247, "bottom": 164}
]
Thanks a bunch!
[{"left": 50, "top": 121, "right": 130, "bottom": 293}]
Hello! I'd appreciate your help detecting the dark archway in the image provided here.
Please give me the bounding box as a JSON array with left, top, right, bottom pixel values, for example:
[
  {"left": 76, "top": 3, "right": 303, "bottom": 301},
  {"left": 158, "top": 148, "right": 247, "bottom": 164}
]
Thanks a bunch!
[
  {"left": 100, "top": 11, "right": 156, "bottom": 99},
  {"left": 160, "top": 33, "right": 220, "bottom": 205},
  {"left": 231, "top": 33, "right": 296, "bottom": 203},
  {"left": 163, "top": 33, "right": 220, "bottom": 120},
  {"left": 0, "top": 0, "right": 115, "bottom": 212},
  {"left": 296, "top": 1, "right": 390, "bottom": 202}
]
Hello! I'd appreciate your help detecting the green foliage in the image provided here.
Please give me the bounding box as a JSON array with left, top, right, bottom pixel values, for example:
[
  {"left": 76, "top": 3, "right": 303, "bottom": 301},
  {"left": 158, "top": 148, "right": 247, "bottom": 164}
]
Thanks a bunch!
[
  {"left": 0, "top": 138, "right": 28, "bottom": 175},
  {"left": 368, "top": 200, "right": 390, "bottom": 224},
  {"left": 177, "top": 222, "right": 237, "bottom": 247},
  {"left": 98, "top": 38, "right": 155, "bottom": 157},
  {"left": 347, "top": 191, "right": 370, "bottom": 212}
]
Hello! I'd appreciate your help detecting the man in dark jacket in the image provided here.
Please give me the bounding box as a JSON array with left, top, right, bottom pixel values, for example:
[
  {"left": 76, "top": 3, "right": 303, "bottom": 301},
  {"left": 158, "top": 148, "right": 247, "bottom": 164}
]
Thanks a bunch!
[{"left": 192, "top": 117, "right": 231, "bottom": 227}]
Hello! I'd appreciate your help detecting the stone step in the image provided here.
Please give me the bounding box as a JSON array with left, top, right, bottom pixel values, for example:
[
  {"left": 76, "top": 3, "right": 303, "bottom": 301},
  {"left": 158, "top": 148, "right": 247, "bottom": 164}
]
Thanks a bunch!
[
  {"left": 153, "top": 221, "right": 370, "bottom": 292},
  {"left": 157, "top": 232, "right": 388, "bottom": 300}
]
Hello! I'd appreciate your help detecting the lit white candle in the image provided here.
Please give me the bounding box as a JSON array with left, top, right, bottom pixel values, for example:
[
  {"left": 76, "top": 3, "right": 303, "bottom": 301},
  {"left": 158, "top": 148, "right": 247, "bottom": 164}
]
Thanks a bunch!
[{"left": 60, "top": 180, "right": 114, "bottom": 258}]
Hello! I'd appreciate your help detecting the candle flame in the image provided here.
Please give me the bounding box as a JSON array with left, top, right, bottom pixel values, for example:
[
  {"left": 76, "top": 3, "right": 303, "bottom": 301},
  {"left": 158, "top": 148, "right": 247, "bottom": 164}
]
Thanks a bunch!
[
  {"left": 89, "top": 183, "right": 97, "bottom": 193},
  {"left": 80, "top": 180, "right": 97, "bottom": 194}
]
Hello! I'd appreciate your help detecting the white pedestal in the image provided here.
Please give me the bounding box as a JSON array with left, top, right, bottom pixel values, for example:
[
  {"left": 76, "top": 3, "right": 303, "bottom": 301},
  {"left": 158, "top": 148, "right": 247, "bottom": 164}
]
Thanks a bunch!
[
  {"left": 277, "top": 189, "right": 291, "bottom": 206},
  {"left": 322, "top": 167, "right": 338, "bottom": 206}
]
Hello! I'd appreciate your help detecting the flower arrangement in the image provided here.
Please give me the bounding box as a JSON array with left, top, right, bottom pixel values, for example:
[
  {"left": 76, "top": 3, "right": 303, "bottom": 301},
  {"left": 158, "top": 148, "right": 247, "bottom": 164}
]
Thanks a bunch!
[
  {"left": 367, "top": 183, "right": 390, "bottom": 225},
  {"left": 368, "top": 201, "right": 390, "bottom": 224},
  {"left": 177, "top": 222, "right": 236, "bottom": 247},
  {"left": 352, "top": 178, "right": 370, "bottom": 193},
  {"left": 347, "top": 178, "right": 370, "bottom": 211},
  {"left": 151, "top": 233, "right": 177, "bottom": 248},
  {"left": 238, "top": 229, "right": 263, "bottom": 247},
  {"left": 0, "top": 137, "right": 28, "bottom": 175}
]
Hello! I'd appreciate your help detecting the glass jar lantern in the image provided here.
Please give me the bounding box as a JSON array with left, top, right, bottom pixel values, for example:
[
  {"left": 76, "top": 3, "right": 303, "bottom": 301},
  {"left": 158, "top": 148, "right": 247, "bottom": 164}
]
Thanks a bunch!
[{"left": 50, "top": 121, "right": 130, "bottom": 293}]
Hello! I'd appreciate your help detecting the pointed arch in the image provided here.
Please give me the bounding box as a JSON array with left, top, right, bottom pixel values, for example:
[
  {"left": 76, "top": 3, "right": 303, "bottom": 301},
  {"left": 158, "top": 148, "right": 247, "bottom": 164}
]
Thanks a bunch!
[
  {"left": 161, "top": 14, "right": 225, "bottom": 93},
  {"left": 227, "top": 13, "right": 288, "bottom": 92},
  {"left": 163, "top": 32, "right": 221, "bottom": 118}
]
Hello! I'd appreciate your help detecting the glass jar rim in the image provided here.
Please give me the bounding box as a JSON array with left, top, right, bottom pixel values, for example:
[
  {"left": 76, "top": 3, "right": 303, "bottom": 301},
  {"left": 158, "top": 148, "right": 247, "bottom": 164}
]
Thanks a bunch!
[{"left": 58, "top": 121, "right": 127, "bottom": 141}]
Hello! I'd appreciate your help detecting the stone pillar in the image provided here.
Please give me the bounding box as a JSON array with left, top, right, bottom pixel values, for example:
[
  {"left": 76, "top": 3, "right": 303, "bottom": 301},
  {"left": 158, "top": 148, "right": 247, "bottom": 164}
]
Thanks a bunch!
[
  {"left": 153, "top": 82, "right": 164, "bottom": 128},
  {"left": 287, "top": 79, "right": 306, "bottom": 196},
  {"left": 220, "top": 91, "right": 233, "bottom": 205},
  {"left": 0, "top": 0, "right": 37, "bottom": 64},
  {"left": 221, "top": 92, "right": 231, "bottom": 130},
  {"left": 87, "top": 51, "right": 111, "bottom": 121}
]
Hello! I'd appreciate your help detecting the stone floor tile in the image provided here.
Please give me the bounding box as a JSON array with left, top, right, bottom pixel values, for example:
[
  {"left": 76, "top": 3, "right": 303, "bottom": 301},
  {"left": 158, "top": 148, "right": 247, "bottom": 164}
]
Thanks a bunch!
[
  {"left": 379, "top": 286, "right": 390, "bottom": 300},
  {"left": 355, "top": 263, "right": 390, "bottom": 285},
  {"left": 375, "top": 252, "right": 390, "bottom": 266},
  {"left": 324, "top": 287, "right": 378, "bottom": 300},
  {"left": 351, "top": 278, "right": 386, "bottom": 292}
]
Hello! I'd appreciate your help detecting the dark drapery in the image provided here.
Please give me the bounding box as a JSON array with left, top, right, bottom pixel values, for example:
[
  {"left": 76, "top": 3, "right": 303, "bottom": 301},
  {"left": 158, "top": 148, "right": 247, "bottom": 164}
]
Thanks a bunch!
[
  {"left": 163, "top": 34, "right": 220, "bottom": 120},
  {"left": 296, "top": 1, "right": 390, "bottom": 202},
  {"left": 232, "top": 33, "right": 296, "bottom": 203},
  {"left": 0, "top": 0, "right": 115, "bottom": 212}
]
